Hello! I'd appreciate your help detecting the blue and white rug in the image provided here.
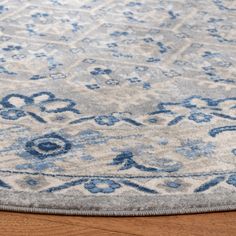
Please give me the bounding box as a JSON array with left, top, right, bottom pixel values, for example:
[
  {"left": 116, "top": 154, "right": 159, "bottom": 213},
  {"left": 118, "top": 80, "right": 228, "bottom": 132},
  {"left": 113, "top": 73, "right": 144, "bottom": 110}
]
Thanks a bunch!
[{"left": 0, "top": 0, "right": 235, "bottom": 215}]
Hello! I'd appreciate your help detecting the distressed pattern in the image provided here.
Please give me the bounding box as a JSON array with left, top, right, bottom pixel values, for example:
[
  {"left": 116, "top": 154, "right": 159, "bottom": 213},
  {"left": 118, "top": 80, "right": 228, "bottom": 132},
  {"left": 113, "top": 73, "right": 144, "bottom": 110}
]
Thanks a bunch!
[{"left": 0, "top": 0, "right": 235, "bottom": 215}]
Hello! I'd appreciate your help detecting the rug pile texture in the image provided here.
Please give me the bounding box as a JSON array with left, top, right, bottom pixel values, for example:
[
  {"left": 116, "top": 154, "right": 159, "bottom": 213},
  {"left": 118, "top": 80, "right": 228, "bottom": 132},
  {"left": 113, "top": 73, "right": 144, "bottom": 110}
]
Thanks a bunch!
[{"left": 0, "top": 0, "right": 235, "bottom": 215}]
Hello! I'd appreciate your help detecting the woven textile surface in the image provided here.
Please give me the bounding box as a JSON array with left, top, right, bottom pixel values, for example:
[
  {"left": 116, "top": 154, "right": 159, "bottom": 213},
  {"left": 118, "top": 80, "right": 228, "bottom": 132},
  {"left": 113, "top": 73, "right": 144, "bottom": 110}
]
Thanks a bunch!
[{"left": 0, "top": 0, "right": 235, "bottom": 215}]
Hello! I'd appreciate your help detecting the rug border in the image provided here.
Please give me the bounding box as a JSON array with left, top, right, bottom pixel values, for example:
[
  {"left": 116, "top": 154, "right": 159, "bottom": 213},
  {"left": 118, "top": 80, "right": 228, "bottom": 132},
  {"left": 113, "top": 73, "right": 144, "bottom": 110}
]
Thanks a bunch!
[
  {"left": 0, "top": 190, "right": 235, "bottom": 216},
  {"left": 0, "top": 204, "right": 236, "bottom": 216}
]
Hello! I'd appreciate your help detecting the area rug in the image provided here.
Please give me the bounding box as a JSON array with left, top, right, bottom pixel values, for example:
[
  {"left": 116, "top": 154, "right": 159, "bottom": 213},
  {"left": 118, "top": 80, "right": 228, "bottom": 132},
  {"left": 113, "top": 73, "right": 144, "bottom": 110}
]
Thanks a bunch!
[{"left": 0, "top": 0, "right": 235, "bottom": 216}]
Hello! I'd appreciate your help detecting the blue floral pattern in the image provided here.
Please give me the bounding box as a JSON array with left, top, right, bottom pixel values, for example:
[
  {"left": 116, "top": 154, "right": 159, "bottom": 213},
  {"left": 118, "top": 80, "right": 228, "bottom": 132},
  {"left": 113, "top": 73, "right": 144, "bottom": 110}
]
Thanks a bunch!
[
  {"left": 0, "top": 108, "right": 26, "bottom": 120},
  {"left": 84, "top": 179, "right": 121, "bottom": 194},
  {"left": 149, "top": 96, "right": 236, "bottom": 129},
  {"left": 176, "top": 139, "right": 215, "bottom": 160},
  {"left": 25, "top": 133, "right": 72, "bottom": 160},
  {"left": 94, "top": 115, "right": 119, "bottom": 126},
  {"left": 0, "top": 92, "right": 80, "bottom": 123},
  {"left": 0, "top": 0, "right": 235, "bottom": 206}
]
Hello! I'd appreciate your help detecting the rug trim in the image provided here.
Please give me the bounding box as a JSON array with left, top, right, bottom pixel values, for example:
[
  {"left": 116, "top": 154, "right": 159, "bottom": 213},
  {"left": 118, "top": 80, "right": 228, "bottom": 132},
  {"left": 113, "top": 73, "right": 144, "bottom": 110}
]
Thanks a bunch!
[{"left": 0, "top": 190, "right": 235, "bottom": 216}]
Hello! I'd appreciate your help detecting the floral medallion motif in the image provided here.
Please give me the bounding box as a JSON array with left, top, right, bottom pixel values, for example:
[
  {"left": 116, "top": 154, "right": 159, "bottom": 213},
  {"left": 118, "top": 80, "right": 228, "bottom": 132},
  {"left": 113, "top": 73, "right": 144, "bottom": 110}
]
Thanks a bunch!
[{"left": 25, "top": 133, "right": 72, "bottom": 160}]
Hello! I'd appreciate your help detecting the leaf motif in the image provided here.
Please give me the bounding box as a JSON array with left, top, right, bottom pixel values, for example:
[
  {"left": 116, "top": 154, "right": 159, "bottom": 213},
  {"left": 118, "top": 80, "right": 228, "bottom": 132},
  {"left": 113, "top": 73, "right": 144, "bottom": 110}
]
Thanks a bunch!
[{"left": 194, "top": 176, "right": 225, "bottom": 192}]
